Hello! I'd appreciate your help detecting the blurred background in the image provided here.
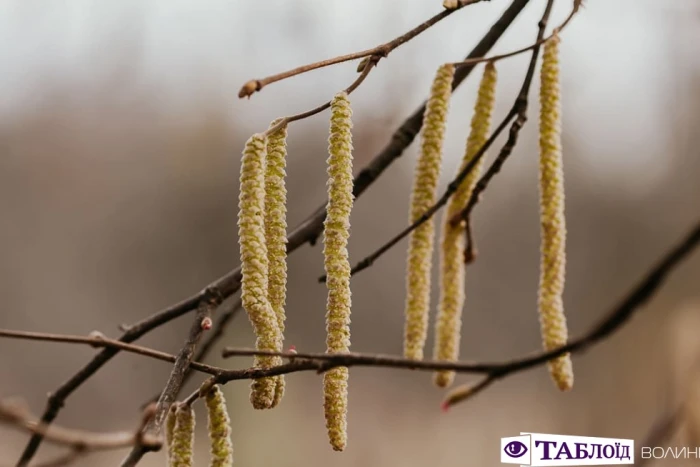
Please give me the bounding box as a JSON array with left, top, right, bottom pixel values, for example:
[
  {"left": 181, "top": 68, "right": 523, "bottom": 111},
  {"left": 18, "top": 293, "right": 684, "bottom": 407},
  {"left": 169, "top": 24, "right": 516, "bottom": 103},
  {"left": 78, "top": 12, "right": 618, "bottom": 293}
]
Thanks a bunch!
[{"left": 0, "top": 0, "right": 699, "bottom": 465}]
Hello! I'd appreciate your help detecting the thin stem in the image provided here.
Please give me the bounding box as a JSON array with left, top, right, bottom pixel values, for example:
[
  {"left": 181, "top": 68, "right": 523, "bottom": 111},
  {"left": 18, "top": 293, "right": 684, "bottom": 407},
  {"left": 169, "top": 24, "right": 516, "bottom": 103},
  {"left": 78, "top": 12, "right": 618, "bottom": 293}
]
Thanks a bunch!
[
  {"left": 237, "top": 0, "right": 487, "bottom": 98},
  {"left": 0, "top": 400, "right": 159, "bottom": 453},
  {"left": 262, "top": 59, "right": 377, "bottom": 138},
  {"left": 0, "top": 329, "right": 221, "bottom": 376},
  {"left": 219, "top": 220, "right": 700, "bottom": 388},
  {"left": 121, "top": 303, "right": 214, "bottom": 465},
  {"left": 449, "top": 5, "right": 580, "bottom": 68}
]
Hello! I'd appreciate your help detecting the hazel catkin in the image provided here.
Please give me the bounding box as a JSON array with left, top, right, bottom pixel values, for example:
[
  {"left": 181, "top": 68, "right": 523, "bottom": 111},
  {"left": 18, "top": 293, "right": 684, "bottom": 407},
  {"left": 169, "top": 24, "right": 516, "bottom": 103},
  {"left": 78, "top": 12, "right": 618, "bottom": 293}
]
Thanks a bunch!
[
  {"left": 404, "top": 64, "right": 455, "bottom": 361},
  {"left": 169, "top": 403, "right": 195, "bottom": 467},
  {"left": 238, "top": 133, "right": 284, "bottom": 409},
  {"left": 265, "top": 119, "right": 289, "bottom": 407},
  {"left": 323, "top": 91, "right": 354, "bottom": 452},
  {"left": 165, "top": 405, "right": 177, "bottom": 466},
  {"left": 205, "top": 385, "right": 234, "bottom": 467},
  {"left": 538, "top": 34, "right": 574, "bottom": 391},
  {"left": 434, "top": 62, "right": 497, "bottom": 388}
]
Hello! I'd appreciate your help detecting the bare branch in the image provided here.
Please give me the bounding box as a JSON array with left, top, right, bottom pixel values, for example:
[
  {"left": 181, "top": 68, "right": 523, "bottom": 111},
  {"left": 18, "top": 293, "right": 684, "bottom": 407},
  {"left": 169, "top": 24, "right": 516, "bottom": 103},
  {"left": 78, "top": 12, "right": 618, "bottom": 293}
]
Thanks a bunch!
[
  {"left": 237, "top": 0, "right": 487, "bottom": 98},
  {"left": 218, "top": 221, "right": 700, "bottom": 407},
  {"left": 121, "top": 302, "right": 215, "bottom": 466},
  {"left": 0, "top": 400, "right": 159, "bottom": 461},
  {"left": 262, "top": 58, "right": 377, "bottom": 137}
]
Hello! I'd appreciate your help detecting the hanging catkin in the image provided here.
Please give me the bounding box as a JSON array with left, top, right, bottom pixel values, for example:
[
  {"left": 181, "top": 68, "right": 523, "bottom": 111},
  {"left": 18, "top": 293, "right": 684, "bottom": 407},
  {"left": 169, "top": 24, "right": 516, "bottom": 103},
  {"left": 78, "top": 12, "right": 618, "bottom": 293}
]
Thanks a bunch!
[
  {"left": 169, "top": 403, "right": 195, "bottom": 467},
  {"left": 434, "top": 62, "right": 497, "bottom": 388},
  {"left": 323, "top": 91, "right": 354, "bottom": 452},
  {"left": 205, "top": 385, "right": 234, "bottom": 467},
  {"left": 238, "top": 133, "right": 284, "bottom": 409},
  {"left": 538, "top": 34, "right": 574, "bottom": 391},
  {"left": 404, "top": 64, "right": 455, "bottom": 361},
  {"left": 265, "top": 119, "right": 289, "bottom": 407},
  {"left": 165, "top": 405, "right": 177, "bottom": 466}
]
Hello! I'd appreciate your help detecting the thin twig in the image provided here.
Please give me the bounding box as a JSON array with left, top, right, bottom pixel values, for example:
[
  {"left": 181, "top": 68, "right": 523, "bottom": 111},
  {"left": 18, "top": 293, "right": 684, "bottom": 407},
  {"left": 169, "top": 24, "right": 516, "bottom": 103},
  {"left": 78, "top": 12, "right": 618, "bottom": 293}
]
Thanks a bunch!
[
  {"left": 449, "top": 5, "right": 579, "bottom": 68},
  {"left": 0, "top": 400, "right": 159, "bottom": 454},
  {"left": 0, "top": 329, "right": 220, "bottom": 375},
  {"left": 262, "top": 59, "right": 376, "bottom": 137},
  {"left": 443, "top": 220, "right": 700, "bottom": 407},
  {"left": 14, "top": 287, "right": 223, "bottom": 467},
  {"left": 237, "top": 0, "right": 487, "bottom": 98},
  {"left": 463, "top": 216, "right": 477, "bottom": 263},
  {"left": 6, "top": 220, "right": 698, "bottom": 413},
  {"left": 120, "top": 302, "right": 214, "bottom": 466},
  {"left": 219, "top": 221, "right": 700, "bottom": 405},
  {"left": 141, "top": 297, "right": 244, "bottom": 408},
  {"left": 15, "top": 3, "right": 531, "bottom": 464}
]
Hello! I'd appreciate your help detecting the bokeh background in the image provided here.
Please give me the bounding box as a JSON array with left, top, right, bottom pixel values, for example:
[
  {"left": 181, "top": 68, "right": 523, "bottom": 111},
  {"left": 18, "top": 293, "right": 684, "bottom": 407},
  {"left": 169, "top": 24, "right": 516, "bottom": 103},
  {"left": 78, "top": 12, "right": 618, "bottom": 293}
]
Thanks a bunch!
[{"left": 1, "top": 1, "right": 699, "bottom": 465}]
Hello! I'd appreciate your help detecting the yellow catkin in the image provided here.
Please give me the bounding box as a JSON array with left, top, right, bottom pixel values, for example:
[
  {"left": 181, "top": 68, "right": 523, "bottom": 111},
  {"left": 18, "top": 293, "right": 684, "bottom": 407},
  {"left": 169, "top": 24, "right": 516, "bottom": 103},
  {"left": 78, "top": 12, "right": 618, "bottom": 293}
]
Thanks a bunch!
[
  {"left": 205, "top": 386, "right": 234, "bottom": 467},
  {"left": 434, "top": 63, "right": 497, "bottom": 388},
  {"left": 404, "top": 64, "right": 455, "bottom": 361},
  {"left": 265, "top": 119, "right": 289, "bottom": 408},
  {"left": 170, "top": 403, "right": 195, "bottom": 467},
  {"left": 323, "top": 91, "right": 354, "bottom": 452},
  {"left": 238, "top": 133, "right": 283, "bottom": 409},
  {"left": 165, "top": 405, "right": 177, "bottom": 466},
  {"left": 538, "top": 35, "right": 574, "bottom": 391}
]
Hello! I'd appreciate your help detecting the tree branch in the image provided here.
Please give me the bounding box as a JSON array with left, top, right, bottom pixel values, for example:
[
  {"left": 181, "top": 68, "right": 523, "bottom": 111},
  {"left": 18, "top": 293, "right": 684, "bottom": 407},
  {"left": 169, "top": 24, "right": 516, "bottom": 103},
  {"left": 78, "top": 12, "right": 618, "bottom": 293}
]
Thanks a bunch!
[
  {"left": 0, "top": 400, "right": 159, "bottom": 463},
  {"left": 216, "top": 220, "right": 699, "bottom": 408},
  {"left": 237, "top": 0, "right": 487, "bottom": 98},
  {"left": 0, "top": 329, "right": 218, "bottom": 375},
  {"left": 14, "top": 287, "right": 223, "bottom": 467},
  {"left": 120, "top": 302, "right": 214, "bottom": 466},
  {"left": 15, "top": 3, "right": 531, "bottom": 463},
  {"left": 5, "top": 220, "right": 697, "bottom": 416}
]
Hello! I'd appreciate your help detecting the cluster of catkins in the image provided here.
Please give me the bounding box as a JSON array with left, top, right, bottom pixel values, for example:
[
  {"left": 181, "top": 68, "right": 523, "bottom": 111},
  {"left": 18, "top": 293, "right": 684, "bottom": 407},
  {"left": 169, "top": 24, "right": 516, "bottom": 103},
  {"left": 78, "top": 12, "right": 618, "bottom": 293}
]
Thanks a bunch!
[
  {"left": 234, "top": 33, "right": 571, "bottom": 455},
  {"left": 404, "top": 34, "right": 574, "bottom": 392},
  {"left": 165, "top": 385, "right": 234, "bottom": 466},
  {"left": 238, "top": 92, "right": 355, "bottom": 451}
]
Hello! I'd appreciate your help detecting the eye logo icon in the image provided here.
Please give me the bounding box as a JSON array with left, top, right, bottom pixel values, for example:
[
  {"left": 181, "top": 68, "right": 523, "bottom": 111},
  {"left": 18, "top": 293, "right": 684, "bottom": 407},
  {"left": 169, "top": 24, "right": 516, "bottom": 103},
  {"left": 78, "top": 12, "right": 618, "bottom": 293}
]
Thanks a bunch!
[{"left": 504, "top": 441, "right": 528, "bottom": 458}]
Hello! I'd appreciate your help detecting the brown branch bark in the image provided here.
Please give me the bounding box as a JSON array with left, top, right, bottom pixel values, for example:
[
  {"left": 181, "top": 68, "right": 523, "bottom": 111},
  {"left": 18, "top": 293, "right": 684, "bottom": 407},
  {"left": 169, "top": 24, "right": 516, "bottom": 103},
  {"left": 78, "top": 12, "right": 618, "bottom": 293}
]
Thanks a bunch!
[
  {"left": 4, "top": 220, "right": 697, "bottom": 414},
  {"left": 216, "top": 221, "right": 699, "bottom": 402},
  {"left": 0, "top": 400, "right": 159, "bottom": 461},
  {"left": 0, "top": 329, "right": 218, "bottom": 375},
  {"left": 237, "top": 0, "right": 487, "bottom": 98},
  {"left": 120, "top": 303, "right": 214, "bottom": 466}
]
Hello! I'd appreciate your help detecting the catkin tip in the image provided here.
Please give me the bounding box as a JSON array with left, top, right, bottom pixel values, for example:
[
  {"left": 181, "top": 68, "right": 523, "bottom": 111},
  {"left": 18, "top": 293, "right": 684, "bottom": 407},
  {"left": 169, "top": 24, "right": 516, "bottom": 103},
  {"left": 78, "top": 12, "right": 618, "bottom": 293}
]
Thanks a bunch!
[
  {"left": 404, "top": 64, "right": 455, "bottom": 362},
  {"left": 170, "top": 403, "right": 195, "bottom": 467},
  {"left": 323, "top": 91, "right": 354, "bottom": 451},
  {"left": 206, "top": 386, "right": 234, "bottom": 467},
  {"left": 538, "top": 32, "right": 574, "bottom": 392}
]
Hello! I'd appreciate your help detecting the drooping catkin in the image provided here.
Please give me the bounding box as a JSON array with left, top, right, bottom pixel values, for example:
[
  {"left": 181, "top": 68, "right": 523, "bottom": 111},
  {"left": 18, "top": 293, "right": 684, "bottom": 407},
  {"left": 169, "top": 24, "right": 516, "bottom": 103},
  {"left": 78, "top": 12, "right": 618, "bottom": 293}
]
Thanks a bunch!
[
  {"left": 165, "top": 405, "right": 177, "bottom": 466},
  {"left": 538, "top": 34, "right": 574, "bottom": 391},
  {"left": 404, "top": 64, "right": 455, "bottom": 361},
  {"left": 169, "top": 403, "right": 195, "bottom": 467},
  {"left": 238, "top": 133, "right": 284, "bottom": 409},
  {"left": 205, "top": 386, "right": 234, "bottom": 467},
  {"left": 265, "top": 119, "right": 289, "bottom": 407},
  {"left": 434, "top": 63, "right": 497, "bottom": 388},
  {"left": 323, "top": 91, "right": 354, "bottom": 452}
]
